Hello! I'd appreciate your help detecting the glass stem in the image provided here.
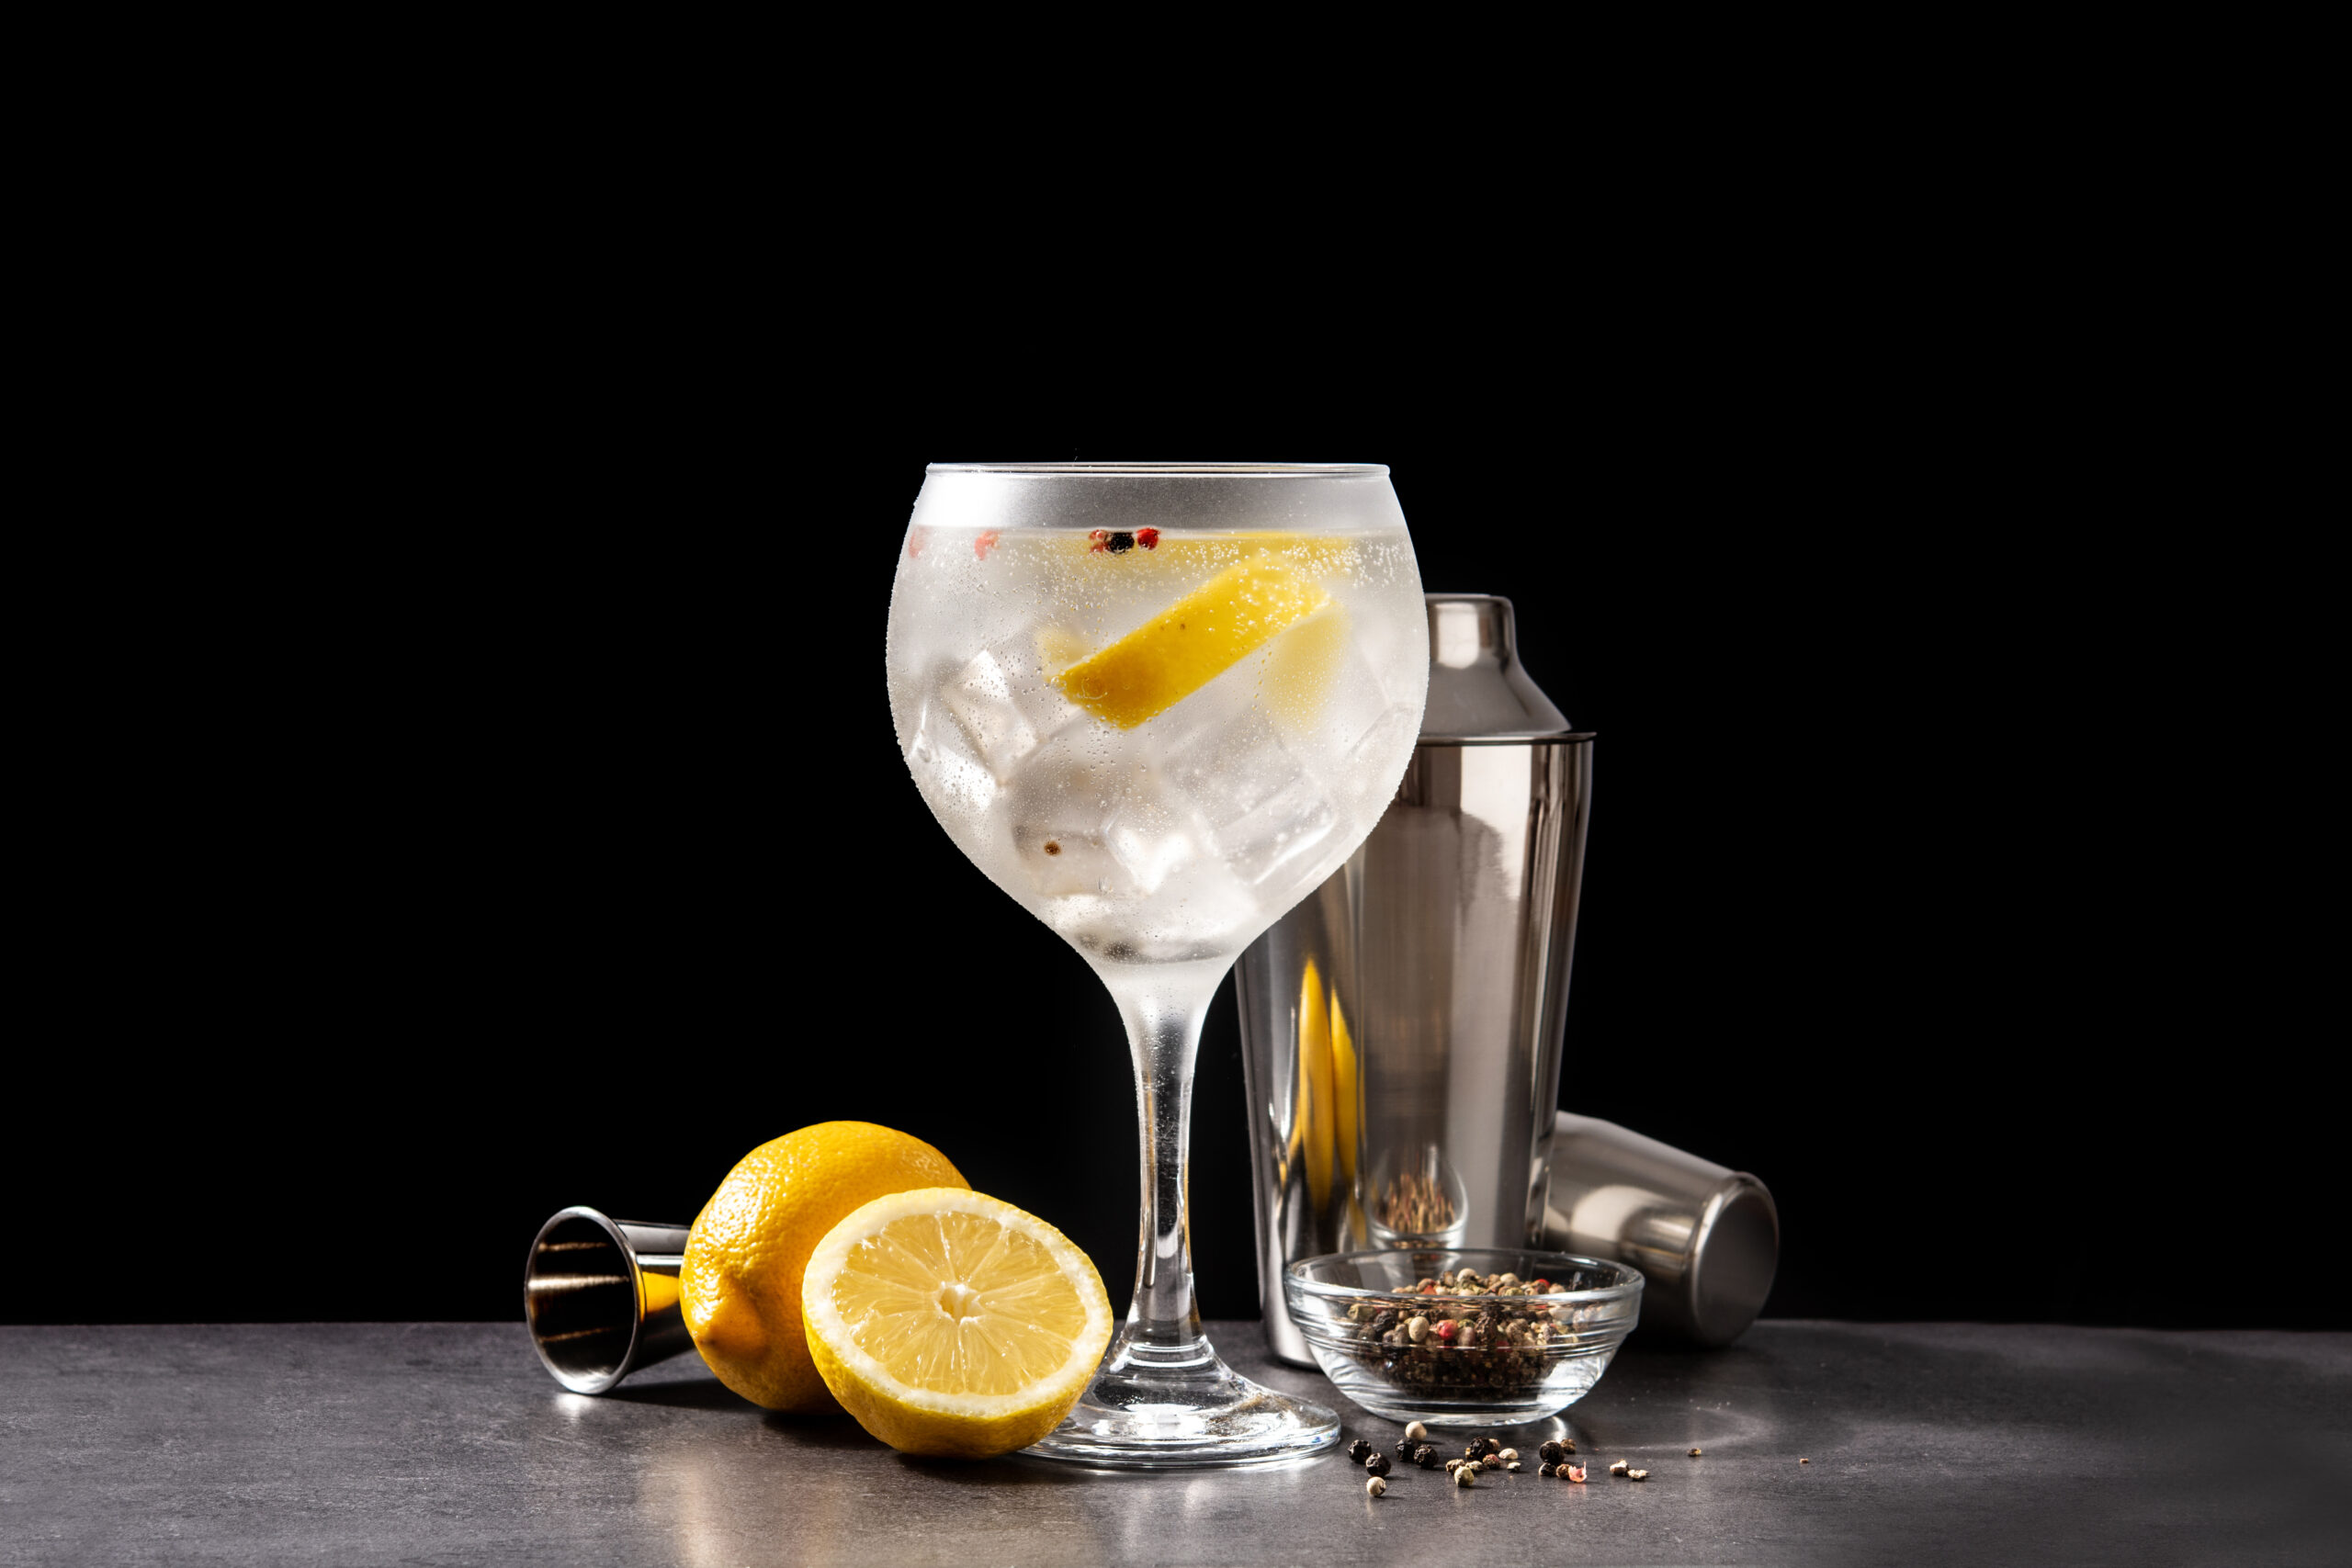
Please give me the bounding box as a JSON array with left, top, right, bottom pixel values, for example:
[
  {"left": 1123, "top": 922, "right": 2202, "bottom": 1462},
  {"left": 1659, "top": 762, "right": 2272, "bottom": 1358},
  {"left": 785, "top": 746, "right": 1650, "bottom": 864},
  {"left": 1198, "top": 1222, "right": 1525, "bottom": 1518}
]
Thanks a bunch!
[{"left": 1100, "top": 957, "right": 1229, "bottom": 1369}]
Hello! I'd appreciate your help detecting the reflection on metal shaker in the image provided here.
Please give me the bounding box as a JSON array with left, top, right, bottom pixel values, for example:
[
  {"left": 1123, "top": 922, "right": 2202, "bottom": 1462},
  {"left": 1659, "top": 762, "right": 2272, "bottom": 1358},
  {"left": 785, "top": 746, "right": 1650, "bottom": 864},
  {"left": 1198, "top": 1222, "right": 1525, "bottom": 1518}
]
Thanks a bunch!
[{"left": 1237, "top": 595, "right": 1593, "bottom": 1366}]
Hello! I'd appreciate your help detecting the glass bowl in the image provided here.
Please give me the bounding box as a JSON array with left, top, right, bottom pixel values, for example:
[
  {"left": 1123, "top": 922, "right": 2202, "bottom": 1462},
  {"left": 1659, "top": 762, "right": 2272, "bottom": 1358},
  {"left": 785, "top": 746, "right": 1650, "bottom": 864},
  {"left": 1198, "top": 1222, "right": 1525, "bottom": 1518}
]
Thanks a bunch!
[{"left": 1284, "top": 1248, "right": 1643, "bottom": 1427}]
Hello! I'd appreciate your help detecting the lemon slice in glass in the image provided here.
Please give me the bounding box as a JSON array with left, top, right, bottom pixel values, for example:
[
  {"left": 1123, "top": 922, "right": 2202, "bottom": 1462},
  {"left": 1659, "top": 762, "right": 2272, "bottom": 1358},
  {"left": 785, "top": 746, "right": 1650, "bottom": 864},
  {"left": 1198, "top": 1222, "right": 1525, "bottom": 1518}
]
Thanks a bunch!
[
  {"left": 1050, "top": 558, "right": 1329, "bottom": 728},
  {"left": 801, "top": 1188, "right": 1114, "bottom": 1458}
]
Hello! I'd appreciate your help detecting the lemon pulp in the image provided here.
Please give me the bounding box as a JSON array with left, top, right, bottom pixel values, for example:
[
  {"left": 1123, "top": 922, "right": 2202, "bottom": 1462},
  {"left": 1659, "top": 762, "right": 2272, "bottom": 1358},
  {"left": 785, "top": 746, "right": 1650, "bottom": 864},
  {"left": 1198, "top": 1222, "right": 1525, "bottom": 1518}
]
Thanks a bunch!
[
  {"left": 826, "top": 1207, "right": 1093, "bottom": 1395},
  {"left": 803, "top": 1188, "right": 1113, "bottom": 1458}
]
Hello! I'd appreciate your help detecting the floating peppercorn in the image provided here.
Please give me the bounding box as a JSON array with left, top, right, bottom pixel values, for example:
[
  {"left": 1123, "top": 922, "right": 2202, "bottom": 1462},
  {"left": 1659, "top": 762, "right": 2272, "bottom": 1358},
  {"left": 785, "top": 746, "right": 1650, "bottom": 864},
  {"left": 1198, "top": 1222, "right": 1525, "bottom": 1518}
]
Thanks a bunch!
[
  {"left": 1364, "top": 1453, "right": 1391, "bottom": 1478},
  {"left": 1103, "top": 531, "right": 1135, "bottom": 553},
  {"left": 1347, "top": 1439, "right": 1373, "bottom": 1464},
  {"left": 1134, "top": 527, "right": 1159, "bottom": 550}
]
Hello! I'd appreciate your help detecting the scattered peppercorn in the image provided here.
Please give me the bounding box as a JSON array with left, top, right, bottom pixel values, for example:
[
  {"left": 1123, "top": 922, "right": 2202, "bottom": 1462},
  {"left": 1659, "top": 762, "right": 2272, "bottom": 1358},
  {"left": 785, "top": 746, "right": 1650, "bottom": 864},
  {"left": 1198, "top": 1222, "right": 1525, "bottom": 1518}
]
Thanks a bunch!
[
  {"left": 1689, "top": 1448, "right": 1702, "bottom": 1458},
  {"left": 1562, "top": 1440, "right": 1577, "bottom": 1454},
  {"left": 1416, "top": 1448, "right": 1442, "bottom": 1470},
  {"left": 1364, "top": 1453, "right": 1391, "bottom": 1478},
  {"left": 1480, "top": 1455, "right": 1501, "bottom": 1471},
  {"left": 1365, "top": 1474, "right": 1386, "bottom": 1498},
  {"left": 1539, "top": 1440, "right": 1565, "bottom": 1464},
  {"left": 1609, "top": 1461, "right": 1629, "bottom": 1476},
  {"left": 1453, "top": 1466, "right": 1476, "bottom": 1488},
  {"left": 1628, "top": 1469, "right": 1649, "bottom": 1482},
  {"left": 1566, "top": 1463, "right": 1588, "bottom": 1483},
  {"left": 1348, "top": 1439, "right": 1373, "bottom": 1464},
  {"left": 1403, "top": 1421, "right": 1429, "bottom": 1442},
  {"left": 1506, "top": 1462, "right": 1523, "bottom": 1473},
  {"left": 1481, "top": 1437, "right": 1502, "bottom": 1457},
  {"left": 1800, "top": 1458, "right": 1811, "bottom": 1465},
  {"left": 1498, "top": 1448, "right": 1519, "bottom": 1462},
  {"left": 1537, "top": 1463, "right": 1555, "bottom": 1478}
]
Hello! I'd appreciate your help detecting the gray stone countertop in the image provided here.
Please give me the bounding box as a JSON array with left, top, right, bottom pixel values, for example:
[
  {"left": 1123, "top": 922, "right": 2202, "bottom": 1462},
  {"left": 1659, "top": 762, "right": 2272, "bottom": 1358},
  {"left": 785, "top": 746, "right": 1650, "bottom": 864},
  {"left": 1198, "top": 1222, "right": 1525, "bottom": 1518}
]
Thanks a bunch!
[{"left": 5, "top": 1320, "right": 2346, "bottom": 1566}]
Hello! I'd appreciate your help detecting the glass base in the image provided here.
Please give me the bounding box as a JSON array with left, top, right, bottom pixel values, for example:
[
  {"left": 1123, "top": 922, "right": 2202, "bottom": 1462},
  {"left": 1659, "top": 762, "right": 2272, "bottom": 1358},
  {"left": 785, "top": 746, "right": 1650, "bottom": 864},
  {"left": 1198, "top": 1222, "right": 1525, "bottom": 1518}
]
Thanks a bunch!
[{"left": 1023, "top": 1332, "right": 1341, "bottom": 1469}]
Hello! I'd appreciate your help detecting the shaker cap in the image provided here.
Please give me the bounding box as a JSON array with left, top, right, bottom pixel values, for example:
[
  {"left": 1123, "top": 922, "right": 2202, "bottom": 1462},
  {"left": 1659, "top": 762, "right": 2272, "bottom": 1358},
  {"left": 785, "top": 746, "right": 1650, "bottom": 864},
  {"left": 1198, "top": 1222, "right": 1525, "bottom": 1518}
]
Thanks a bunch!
[{"left": 1419, "top": 595, "right": 1583, "bottom": 744}]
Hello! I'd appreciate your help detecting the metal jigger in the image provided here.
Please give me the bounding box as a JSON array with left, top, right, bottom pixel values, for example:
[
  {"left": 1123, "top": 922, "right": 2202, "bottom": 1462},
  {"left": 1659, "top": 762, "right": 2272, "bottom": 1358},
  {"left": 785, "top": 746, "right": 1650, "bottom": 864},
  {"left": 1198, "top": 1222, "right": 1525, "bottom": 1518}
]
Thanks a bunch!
[
  {"left": 523, "top": 1207, "right": 695, "bottom": 1393},
  {"left": 1541, "top": 1112, "right": 1779, "bottom": 1347}
]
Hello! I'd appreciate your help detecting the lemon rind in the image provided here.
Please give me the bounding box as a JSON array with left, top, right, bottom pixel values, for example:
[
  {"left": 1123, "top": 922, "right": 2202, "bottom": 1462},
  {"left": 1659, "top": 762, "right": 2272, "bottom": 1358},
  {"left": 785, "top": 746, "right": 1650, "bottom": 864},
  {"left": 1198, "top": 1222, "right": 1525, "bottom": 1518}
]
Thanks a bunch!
[{"left": 801, "top": 1187, "right": 1113, "bottom": 1420}]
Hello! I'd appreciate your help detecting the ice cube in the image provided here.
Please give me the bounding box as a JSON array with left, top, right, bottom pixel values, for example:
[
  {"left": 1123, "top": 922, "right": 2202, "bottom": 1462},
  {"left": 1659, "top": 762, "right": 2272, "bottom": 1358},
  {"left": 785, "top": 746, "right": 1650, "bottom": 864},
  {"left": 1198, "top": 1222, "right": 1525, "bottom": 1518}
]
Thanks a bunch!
[
  {"left": 1286, "top": 637, "right": 1400, "bottom": 766},
  {"left": 906, "top": 697, "right": 998, "bottom": 815},
  {"left": 1000, "top": 727, "right": 1208, "bottom": 901},
  {"left": 1104, "top": 798, "right": 1199, "bottom": 897},
  {"left": 1335, "top": 705, "right": 1421, "bottom": 807},
  {"left": 1001, "top": 729, "right": 1147, "bottom": 899},
  {"left": 1151, "top": 706, "right": 1340, "bottom": 887},
  {"left": 1205, "top": 773, "right": 1338, "bottom": 886},
  {"left": 941, "top": 641, "right": 1082, "bottom": 782},
  {"left": 1011, "top": 820, "right": 1126, "bottom": 897}
]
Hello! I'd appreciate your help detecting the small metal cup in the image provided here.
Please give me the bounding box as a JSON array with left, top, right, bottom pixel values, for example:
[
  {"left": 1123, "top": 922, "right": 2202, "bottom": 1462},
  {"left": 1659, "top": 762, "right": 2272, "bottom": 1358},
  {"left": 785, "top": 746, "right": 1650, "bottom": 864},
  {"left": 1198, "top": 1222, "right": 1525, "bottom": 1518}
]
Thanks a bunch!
[
  {"left": 1540, "top": 1112, "right": 1778, "bottom": 1347},
  {"left": 523, "top": 1207, "right": 695, "bottom": 1393}
]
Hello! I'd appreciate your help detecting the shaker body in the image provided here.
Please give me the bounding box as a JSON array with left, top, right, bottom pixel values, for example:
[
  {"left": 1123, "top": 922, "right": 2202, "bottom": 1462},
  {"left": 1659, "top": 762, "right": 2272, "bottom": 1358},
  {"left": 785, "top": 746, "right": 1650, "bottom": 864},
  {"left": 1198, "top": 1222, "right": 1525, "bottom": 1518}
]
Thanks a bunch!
[{"left": 1238, "top": 732, "right": 1592, "bottom": 1365}]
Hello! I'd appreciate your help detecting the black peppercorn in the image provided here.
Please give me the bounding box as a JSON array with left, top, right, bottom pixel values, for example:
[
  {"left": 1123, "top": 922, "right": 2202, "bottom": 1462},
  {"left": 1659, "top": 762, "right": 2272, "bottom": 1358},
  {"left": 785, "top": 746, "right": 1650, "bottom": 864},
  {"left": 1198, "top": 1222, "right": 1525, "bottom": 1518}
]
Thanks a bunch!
[
  {"left": 1479, "top": 1436, "right": 1501, "bottom": 1457},
  {"left": 1364, "top": 1453, "right": 1391, "bottom": 1477},
  {"left": 1540, "top": 1440, "right": 1566, "bottom": 1465},
  {"left": 1416, "top": 1447, "right": 1442, "bottom": 1469},
  {"left": 1103, "top": 531, "right": 1135, "bottom": 554},
  {"left": 1347, "top": 1439, "right": 1373, "bottom": 1464}
]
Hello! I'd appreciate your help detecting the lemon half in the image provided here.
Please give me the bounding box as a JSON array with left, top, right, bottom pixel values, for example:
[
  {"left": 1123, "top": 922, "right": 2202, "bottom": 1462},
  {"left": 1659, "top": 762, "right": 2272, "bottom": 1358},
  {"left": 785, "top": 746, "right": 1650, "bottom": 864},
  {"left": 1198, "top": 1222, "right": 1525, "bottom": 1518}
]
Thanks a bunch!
[{"left": 802, "top": 1188, "right": 1113, "bottom": 1459}]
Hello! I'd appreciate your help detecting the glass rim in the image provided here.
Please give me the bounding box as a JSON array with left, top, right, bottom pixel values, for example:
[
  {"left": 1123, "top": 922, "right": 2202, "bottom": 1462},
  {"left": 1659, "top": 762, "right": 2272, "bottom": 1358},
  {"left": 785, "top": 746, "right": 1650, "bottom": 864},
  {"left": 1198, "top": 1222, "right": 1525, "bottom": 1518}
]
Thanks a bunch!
[
  {"left": 923, "top": 461, "right": 1389, "bottom": 478},
  {"left": 1286, "top": 1249, "right": 1646, "bottom": 1305}
]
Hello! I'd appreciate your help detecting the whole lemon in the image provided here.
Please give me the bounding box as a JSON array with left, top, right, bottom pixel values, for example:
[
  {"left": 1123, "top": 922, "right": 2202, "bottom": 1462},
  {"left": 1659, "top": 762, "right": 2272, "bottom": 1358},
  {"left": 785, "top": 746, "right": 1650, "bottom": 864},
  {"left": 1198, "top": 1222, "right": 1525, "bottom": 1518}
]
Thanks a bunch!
[{"left": 681, "top": 1122, "right": 967, "bottom": 1412}]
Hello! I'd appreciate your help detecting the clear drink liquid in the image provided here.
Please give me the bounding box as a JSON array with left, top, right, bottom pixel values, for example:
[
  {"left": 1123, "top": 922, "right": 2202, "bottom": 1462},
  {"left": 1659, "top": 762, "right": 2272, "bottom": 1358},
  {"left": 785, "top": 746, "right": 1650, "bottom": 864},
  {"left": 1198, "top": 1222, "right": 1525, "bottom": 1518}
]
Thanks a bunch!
[{"left": 888, "top": 525, "right": 1427, "bottom": 964}]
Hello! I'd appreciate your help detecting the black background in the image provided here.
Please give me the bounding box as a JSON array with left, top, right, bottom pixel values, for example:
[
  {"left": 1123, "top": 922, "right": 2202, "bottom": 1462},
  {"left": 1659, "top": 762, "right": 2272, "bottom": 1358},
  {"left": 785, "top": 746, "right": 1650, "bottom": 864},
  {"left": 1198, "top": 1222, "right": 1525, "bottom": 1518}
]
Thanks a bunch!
[{"left": 14, "top": 258, "right": 2325, "bottom": 1334}]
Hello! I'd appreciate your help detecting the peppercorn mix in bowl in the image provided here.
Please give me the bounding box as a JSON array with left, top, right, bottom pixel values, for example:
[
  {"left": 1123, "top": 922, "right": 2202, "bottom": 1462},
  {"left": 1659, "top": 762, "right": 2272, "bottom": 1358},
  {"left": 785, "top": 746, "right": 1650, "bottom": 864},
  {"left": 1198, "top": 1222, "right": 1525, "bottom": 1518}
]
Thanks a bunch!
[{"left": 1284, "top": 1249, "right": 1642, "bottom": 1427}]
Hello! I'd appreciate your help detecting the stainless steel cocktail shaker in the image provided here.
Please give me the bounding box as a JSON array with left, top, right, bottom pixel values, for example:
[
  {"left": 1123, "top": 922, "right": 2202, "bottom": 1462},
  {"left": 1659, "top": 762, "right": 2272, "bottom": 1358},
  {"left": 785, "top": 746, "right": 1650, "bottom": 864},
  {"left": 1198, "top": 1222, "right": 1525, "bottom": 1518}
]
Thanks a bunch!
[{"left": 1237, "top": 594, "right": 1593, "bottom": 1366}]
